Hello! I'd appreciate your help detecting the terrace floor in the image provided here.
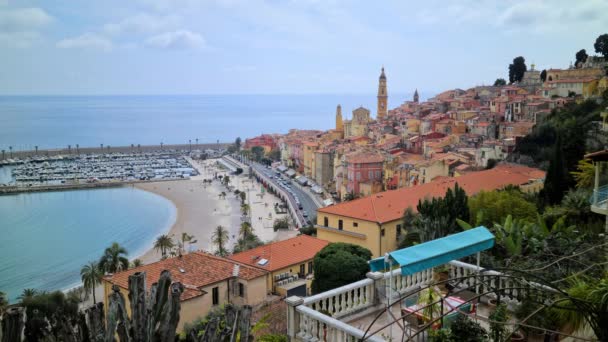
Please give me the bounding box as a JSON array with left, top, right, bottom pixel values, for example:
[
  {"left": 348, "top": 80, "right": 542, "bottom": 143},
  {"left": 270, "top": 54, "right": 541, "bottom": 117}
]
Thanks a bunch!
[{"left": 346, "top": 290, "right": 524, "bottom": 341}]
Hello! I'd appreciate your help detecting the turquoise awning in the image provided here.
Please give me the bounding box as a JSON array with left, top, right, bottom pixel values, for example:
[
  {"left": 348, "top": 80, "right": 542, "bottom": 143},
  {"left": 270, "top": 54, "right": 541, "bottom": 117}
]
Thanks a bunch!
[{"left": 369, "top": 227, "right": 495, "bottom": 275}]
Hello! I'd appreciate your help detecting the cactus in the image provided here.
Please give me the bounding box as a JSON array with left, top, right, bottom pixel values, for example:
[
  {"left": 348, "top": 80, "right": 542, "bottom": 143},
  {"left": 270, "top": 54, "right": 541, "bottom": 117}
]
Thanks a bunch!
[
  {"left": 1, "top": 307, "right": 24, "bottom": 342},
  {"left": 0, "top": 270, "right": 195, "bottom": 342}
]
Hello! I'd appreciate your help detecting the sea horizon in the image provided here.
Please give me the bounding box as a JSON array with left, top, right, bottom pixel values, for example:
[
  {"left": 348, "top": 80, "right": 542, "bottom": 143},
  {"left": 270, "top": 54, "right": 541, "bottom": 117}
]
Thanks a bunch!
[{"left": 0, "top": 93, "right": 429, "bottom": 151}]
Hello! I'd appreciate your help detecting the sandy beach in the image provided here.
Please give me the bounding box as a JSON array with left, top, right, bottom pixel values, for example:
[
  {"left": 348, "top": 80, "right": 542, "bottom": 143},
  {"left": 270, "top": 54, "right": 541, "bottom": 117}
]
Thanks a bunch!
[{"left": 134, "top": 158, "right": 297, "bottom": 264}]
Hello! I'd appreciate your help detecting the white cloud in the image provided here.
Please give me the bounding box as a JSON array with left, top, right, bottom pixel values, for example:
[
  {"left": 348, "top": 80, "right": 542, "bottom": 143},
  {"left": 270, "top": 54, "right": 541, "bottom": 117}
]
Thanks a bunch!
[
  {"left": 145, "top": 29, "right": 205, "bottom": 49},
  {"left": 0, "top": 7, "right": 53, "bottom": 47},
  {"left": 103, "top": 13, "right": 179, "bottom": 35},
  {"left": 56, "top": 33, "right": 113, "bottom": 51},
  {"left": 0, "top": 7, "right": 53, "bottom": 31}
]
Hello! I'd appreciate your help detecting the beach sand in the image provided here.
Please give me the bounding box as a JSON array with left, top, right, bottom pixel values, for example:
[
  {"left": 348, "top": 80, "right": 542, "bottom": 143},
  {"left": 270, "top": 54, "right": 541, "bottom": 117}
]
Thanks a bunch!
[{"left": 134, "top": 158, "right": 297, "bottom": 264}]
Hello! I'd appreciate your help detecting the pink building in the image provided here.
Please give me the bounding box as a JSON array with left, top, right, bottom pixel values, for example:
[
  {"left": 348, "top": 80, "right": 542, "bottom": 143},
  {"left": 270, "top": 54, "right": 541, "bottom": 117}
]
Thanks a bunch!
[{"left": 345, "top": 151, "right": 385, "bottom": 196}]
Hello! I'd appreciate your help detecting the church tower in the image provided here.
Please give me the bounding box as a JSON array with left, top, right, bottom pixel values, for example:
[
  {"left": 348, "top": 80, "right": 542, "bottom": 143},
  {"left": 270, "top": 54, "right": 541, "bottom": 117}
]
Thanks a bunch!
[
  {"left": 377, "top": 67, "right": 388, "bottom": 119},
  {"left": 335, "top": 104, "right": 343, "bottom": 132},
  {"left": 413, "top": 89, "right": 419, "bottom": 103}
]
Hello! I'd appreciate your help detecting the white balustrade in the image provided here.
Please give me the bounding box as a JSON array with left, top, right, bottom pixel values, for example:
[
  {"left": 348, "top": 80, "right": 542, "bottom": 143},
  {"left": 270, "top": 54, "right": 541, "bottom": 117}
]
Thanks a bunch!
[
  {"left": 303, "top": 278, "right": 375, "bottom": 319},
  {"left": 295, "top": 305, "right": 384, "bottom": 342}
]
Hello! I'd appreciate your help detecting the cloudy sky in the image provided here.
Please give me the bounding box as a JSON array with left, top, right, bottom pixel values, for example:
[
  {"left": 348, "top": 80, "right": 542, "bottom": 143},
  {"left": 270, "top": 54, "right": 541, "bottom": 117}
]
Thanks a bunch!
[{"left": 1, "top": 0, "right": 607, "bottom": 95}]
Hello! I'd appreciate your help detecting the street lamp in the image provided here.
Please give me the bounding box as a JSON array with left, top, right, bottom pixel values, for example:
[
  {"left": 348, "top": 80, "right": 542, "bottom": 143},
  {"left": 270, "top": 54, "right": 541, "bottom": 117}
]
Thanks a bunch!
[
  {"left": 161, "top": 142, "right": 163, "bottom": 151},
  {"left": 189, "top": 139, "right": 192, "bottom": 152},
  {"left": 9, "top": 146, "right": 12, "bottom": 158}
]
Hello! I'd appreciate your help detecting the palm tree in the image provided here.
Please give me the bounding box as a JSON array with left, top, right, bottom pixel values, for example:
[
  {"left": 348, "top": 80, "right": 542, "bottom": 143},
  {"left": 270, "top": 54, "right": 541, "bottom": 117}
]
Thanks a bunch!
[
  {"left": 80, "top": 261, "right": 102, "bottom": 303},
  {"left": 241, "top": 203, "right": 250, "bottom": 217},
  {"left": 98, "top": 242, "right": 129, "bottom": 273},
  {"left": 223, "top": 175, "right": 230, "bottom": 187},
  {"left": 180, "top": 232, "right": 196, "bottom": 253},
  {"left": 239, "top": 221, "right": 253, "bottom": 239},
  {"left": 18, "top": 288, "right": 38, "bottom": 302},
  {"left": 212, "top": 225, "right": 229, "bottom": 256},
  {"left": 131, "top": 259, "right": 143, "bottom": 268},
  {"left": 154, "top": 234, "right": 174, "bottom": 257}
]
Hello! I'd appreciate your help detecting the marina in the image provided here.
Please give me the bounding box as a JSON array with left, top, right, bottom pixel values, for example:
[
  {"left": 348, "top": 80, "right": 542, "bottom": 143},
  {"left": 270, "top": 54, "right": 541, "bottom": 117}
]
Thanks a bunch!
[{"left": 0, "top": 151, "right": 202, "bottom": 187}]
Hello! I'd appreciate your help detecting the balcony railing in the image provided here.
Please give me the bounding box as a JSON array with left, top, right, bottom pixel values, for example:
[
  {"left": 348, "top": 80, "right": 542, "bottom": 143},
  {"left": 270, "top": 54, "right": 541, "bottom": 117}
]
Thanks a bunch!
[
  {"left": 287, "top": 260, "right": 556, "bottom": 341},
  {"left": 591, "top": 184, "right": 608, "bottom": 210}
]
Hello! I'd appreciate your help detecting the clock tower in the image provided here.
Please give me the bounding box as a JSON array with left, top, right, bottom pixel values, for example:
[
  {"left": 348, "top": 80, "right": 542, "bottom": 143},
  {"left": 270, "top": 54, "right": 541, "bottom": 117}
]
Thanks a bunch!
[{"left": 377, "top": 67, "right": 388, "bottom": 119}]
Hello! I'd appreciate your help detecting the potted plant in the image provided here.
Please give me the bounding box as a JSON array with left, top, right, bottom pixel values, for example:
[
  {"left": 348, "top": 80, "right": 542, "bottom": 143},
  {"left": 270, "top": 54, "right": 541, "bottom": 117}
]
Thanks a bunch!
[
  {"left": 433, "top": 264, "right": 450, "bottom": 283},
  {"left": 449, "top": 315, "right": 488, "bottom": 341},
  {"left": 489, "top": 303, "right": 508, "bottom": 342}
]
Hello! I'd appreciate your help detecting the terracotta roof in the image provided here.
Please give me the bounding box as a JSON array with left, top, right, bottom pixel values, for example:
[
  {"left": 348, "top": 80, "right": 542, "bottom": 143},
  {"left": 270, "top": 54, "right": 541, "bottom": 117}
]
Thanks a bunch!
[
  {"left": 229, "top": 235, "right": 329, "bottom": 271},
  {"left": 318, "top": 164, "right": 545, "bottom": 224},
  {"left": 103, "top": 252, "right": 267, "bottom": 301},
  {"left": 346, "top": 151, "right": 385, "bottom": 164}
]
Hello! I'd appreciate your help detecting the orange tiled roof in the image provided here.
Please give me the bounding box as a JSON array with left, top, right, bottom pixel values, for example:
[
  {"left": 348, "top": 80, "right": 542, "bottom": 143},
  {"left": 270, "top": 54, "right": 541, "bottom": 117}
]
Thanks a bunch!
[
  {"left": 318, "top": 164, "right": 545, "bottom": 224},
  {"left": 103, "top": 252, "right": 267, "bottom": 301},
  {"left": 229, "top": 235, "right": 329, "bottom": 272}
]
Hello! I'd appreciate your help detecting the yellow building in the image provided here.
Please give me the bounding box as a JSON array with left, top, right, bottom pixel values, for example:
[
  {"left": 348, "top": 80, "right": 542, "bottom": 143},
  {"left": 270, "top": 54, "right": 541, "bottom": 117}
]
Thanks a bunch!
[
  {"left": 102, "top": 252, "right": 268, "bottom": 332},
  {"left": 377, "top": 67, "right": 388, "bottom": 119},
  {"left": 316, "top": 164, "right": 545, "bottom": 257},
  {"left": 303, "top": 141, "right": 319, "bottom": 179},
  {"left": 343, "top": 107, "right": 371, "bottom": 138},
  {"left": 229, "top": 235, "right": 329, "bottom": 297}
]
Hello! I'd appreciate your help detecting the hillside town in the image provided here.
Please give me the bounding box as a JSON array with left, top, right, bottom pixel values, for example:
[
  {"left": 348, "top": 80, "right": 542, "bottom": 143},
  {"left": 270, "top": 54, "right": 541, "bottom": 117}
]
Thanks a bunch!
[{"left": 243, "top": 57, "right": 608, "bottom": 202}]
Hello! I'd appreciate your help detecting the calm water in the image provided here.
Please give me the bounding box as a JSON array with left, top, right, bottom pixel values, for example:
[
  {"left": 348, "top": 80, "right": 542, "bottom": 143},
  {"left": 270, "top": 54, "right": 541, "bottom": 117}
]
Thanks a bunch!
[
  {"left": 0, "top": 94, "right": 417, "bottom": 151},
  {"left": 0, "top": 187, "right": 176, "bottom": 302}
]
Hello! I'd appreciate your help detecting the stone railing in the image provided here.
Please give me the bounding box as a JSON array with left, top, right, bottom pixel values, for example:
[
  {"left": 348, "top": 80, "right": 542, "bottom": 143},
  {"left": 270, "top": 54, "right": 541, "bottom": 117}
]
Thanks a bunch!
[
  {"left": 448, "top": 260, "right": 558, "bottom": 307},
  {"left": 303, "top": 278, "right": 376, "bottom": 319},
  {"left": 384, "top": 267, "right": 434, "bottom": 301}
]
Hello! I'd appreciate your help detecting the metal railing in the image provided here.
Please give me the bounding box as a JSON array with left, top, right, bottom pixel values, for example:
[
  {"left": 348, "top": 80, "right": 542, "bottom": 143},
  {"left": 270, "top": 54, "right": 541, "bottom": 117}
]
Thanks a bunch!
[{"left": 591, "top": 184, "right": 608, "bottom": 209}]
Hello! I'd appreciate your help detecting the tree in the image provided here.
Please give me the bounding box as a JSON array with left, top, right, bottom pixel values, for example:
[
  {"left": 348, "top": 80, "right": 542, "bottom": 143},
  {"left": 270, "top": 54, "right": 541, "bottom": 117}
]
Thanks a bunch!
[
  {"left": 575, "top": 49, "right": 588, "bottom": 67},
  {"left": 212, "top": 225, "right": 229, "bottom": 256},
  {"left": 235, "top": 137, "right": 242, "bottom": 151},
  {"left": 154, "top": 234, "right": 175, "bottom": 258},
  {"left": 543, "top": 133, "right": 569, "bottom": 205},
  {"left": 251, "top": 146, "right": 265, "bottom": 162},
  {"left": 239, "top": 221, "right": 253, "bottom": 239},
  {"left": 267, "top": 149, "right": 281, "bottom": 161},
  {"left": 98, "top": 242, "right": 129, "bottom": 274},
  {"left": 468, "top": 188, "right": 538, "bottom": 227},
  {"left": 180, "top": 232, "right": 196, "bottom": 254},
  {"left": 508, "top": 56, "right": 527, "bottom": 83},
  {"left": 131, "top": 259, "right": 143, "bottom": 268},
  {"left": 449, "top": 315, "right": 488, "bottom": 342},
  {"left": 241, "top": 203, "right": 250, "bottom": 217},
  {"left": 18, "top": 288, "right": 38, "bottom": 302},
  {"left": 571, "top": 158, "right": 594, "bottom": 189},
  {"left": 21, "top": 290, "right": 80, "bottom": 340},
  {"left": 311, "top": 243, "right": 372, "bottom": 294},
  {"left": 540, "top": 69, "right": 547, "bottom": 82},
  {"left": 594, "top": 33, "right": 608, "bottom": 59},
  {"left": 239, "top": 191, "right": 246, "bottom": 204},
  {"left": 273, "top": 217, "right": 290, "bottom": 231},
  {"left": 493, "top": 78, "right": 506, "bottom": 86},
  {"left": 80, "top": 261, "right": 102, "bottom": 303},
  {"left": 233, "top": 233, "right": 264, "bottom": 253},
  {"left": 223, "top": 175, "right": 231, "bottom": 187}
]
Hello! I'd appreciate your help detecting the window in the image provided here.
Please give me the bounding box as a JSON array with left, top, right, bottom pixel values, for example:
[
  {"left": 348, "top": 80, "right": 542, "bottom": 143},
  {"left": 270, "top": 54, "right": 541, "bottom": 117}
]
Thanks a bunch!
[
  {"left": 356, "top": 172, "right": 361, "bottom": 181},
  {"left": 396, "top": 224, "right": 402, "bottom": 240},
  {"left": 300, "top": 264, "right": 305, "bottom": 276},
  {"left": 324, "top": 216, "right": 328, "bottom": 227},
  {"left": 353, "top": 222, "right": 358, "bottom": 227},
  {"left": 381, "top": 228, "right": 385, "bottom": 237},
  {"left": 308, "top": 261, "right": 313, "bottom": 274},
  {"left": 239, "top": 283, "right": 244, "bottom": 297},
  {"left": 212, "top": 286, "right": 219, "bottom": 305},
  {"left": 338, "top": 220, "right": 343, "bottom": 230}
]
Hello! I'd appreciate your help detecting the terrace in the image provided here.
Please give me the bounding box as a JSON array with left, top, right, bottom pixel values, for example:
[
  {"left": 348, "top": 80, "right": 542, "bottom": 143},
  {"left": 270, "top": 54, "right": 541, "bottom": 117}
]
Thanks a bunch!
[
  {"left": 286, "top": 227, "right": 561, "bottom": 341},
  {"left": 586, "top": 149, "right": 608, "bottom": 216}
]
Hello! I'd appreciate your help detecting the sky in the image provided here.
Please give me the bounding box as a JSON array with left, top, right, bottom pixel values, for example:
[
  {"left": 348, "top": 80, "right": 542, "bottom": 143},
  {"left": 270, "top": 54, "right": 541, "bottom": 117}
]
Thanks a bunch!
[{"left": 1, "top": 0, "right": 607, "bottom": 95}]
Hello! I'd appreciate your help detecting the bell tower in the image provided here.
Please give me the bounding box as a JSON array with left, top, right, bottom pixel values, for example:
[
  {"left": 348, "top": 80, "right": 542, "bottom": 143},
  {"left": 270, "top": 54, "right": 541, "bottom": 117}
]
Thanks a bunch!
[
  {"left": 335, "top": 104, "right": 343, "bottom": 132},
  {"left": 377, "top": 67, "right": 388, "bottom": 119},
  {"left": 413, "top": 89, "right": 419, "bottom": 103}
]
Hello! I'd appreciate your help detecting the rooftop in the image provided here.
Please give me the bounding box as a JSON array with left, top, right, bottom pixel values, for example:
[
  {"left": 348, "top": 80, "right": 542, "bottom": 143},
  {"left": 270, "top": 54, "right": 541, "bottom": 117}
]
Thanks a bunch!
[
  {"left": 103, "top": 252, "right": 267, "bottom": 300},
  {"left": 229, "top": 235, "right": 329, "bottom": 272},
  {"left": 318, "top": 164, "right": 545, "bottom": 223}
]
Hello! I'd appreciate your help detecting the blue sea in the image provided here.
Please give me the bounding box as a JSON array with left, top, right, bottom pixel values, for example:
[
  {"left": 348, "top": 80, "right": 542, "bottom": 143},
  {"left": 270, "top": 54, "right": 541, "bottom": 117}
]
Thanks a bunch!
[
  {"left": 0, "top": 94, "right": 419, "bottom": 151},
  {"left": 0, "top": 187, "right": 176, "bottom": 302},
  {"left": 0, "top": 94, "right": 422, "bottom": 303}
]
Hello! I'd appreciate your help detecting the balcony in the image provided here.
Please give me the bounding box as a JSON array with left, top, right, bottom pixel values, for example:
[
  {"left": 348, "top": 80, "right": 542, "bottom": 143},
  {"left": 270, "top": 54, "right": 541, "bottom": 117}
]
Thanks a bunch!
[
  {"left": 591, "top": 184, "right": 608, "bottom": 215},
  {"left": 286, "top": 260, "right": 558, "bottom": 341}
]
